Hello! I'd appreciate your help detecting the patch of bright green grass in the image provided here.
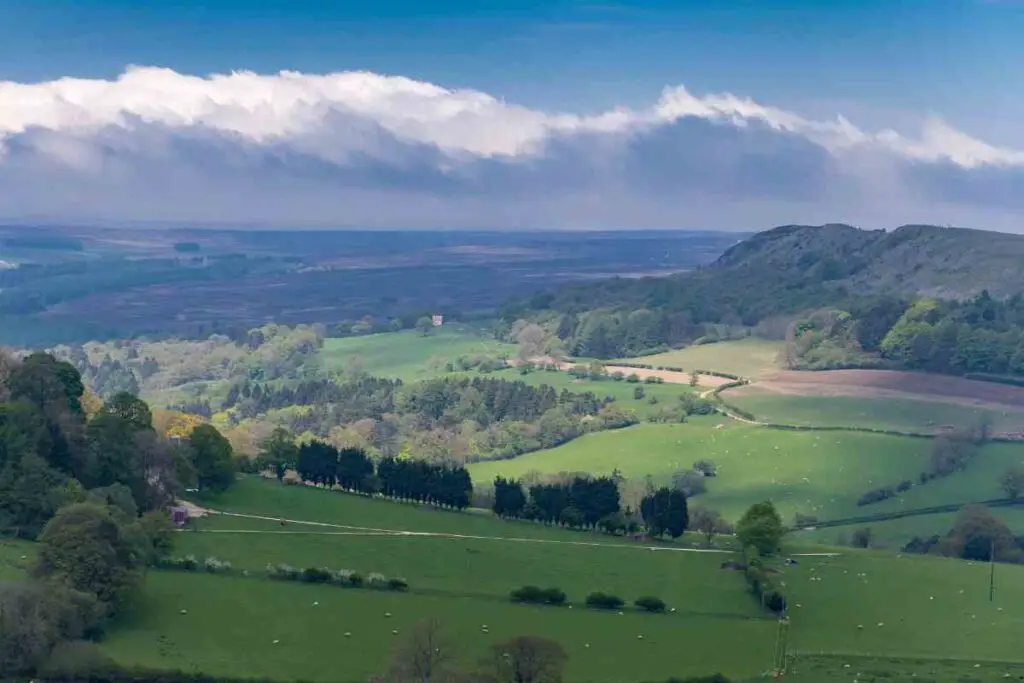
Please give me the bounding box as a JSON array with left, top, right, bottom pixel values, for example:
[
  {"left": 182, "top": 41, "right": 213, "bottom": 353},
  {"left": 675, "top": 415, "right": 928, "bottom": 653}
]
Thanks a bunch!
[
  {"left": 319, "top": 326, "right": 515, "bottom": 381},
  {"left": 468, "top": 420, "right": 943, "bottom": 523},
  {"left": 618, "top": 339, "right": 782, "bottom": 380}
]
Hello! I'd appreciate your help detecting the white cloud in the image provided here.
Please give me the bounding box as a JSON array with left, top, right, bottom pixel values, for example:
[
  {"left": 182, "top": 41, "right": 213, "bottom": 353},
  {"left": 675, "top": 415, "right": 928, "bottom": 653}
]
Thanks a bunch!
[{"left": 0, "top": 66, "right": 1022, "bottom": 230}]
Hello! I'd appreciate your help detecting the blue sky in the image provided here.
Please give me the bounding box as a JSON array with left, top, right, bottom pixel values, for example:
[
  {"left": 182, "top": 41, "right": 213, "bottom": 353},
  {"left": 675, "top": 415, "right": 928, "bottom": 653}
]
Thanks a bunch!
[
  {"left": 3, "top": 1, "right": 1021, "bottom": 136},
  {"left": 0, "top": 0, "right": 1023, "bottom": 230}
]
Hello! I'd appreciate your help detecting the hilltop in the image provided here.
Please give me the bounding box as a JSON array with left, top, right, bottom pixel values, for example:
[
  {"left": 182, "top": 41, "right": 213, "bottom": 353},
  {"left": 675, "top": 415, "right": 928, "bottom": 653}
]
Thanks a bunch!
[{"left": 713, "top": 223, "right": 1024, "bottom": 300}]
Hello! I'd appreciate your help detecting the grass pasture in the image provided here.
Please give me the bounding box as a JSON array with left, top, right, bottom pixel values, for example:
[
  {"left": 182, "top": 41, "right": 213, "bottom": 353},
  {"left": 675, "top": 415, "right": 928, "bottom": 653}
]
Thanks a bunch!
[
  {"left": 727, "top": 388, "right": 1024, "bottom": 435},
  {"left": 468, "top": 420, "right": 948, "bottom": 523},
  {"left": 619, "top": 339, "right": 782, "bottom": 380},
  {"left": 102, "top": 477, "right": 776, "bottom": 682},
  {"left": 101, "top": 478, "right": 1024, "bottom": 682},
  {"left": 319, "top": 326, "right": 515, "bottom": 381}
]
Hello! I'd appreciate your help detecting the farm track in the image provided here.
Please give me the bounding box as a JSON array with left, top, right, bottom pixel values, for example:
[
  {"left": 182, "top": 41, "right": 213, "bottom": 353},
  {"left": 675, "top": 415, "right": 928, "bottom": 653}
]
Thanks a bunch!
[{"left": 182, "top": 504, "right": 839, "bottom": 558}]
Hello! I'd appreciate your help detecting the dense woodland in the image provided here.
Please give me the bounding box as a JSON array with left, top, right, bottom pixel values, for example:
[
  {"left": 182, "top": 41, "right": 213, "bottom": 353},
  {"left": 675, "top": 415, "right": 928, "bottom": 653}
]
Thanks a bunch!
[
  {"left": 249, "top": 375, "right": 633, "bottom": 462},
  {"left": 785, "top": 293, "right": 1024, "bottom": 379}
]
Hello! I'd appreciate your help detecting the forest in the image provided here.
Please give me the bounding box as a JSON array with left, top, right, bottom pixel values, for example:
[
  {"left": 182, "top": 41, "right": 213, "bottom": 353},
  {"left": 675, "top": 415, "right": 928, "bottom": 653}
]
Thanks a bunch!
[
  {"left": 244, "top": 375, "right": 635, "bottom": 463},
  {"left": 784, "top": 292, "right": 1024, "bottom": 379}
]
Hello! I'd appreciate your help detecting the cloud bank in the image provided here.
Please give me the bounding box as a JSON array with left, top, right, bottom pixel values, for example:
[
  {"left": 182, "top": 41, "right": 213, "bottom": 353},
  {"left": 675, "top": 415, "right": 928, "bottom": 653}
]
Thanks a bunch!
[{"left": 1, "top": 66, "right": 1022, "bottom": 231}]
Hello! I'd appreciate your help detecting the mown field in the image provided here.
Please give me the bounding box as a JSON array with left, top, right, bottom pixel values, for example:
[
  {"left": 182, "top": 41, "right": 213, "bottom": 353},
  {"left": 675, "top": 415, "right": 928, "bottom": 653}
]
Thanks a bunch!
[
  {"left": 619, "top": 339, "right": 782, "bottom": 380},
  {"left": 95, "top": 478, "right": 1024, "bottom": 683},
  {"left": 319, "top": 326, "right": 515, "bottom": 381}
]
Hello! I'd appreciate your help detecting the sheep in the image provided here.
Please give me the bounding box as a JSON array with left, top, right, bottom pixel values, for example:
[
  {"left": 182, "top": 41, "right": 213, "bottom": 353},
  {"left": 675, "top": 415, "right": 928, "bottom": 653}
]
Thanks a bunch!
[{"left": 272, "top": 640, "right": 280, "bottom": 645}]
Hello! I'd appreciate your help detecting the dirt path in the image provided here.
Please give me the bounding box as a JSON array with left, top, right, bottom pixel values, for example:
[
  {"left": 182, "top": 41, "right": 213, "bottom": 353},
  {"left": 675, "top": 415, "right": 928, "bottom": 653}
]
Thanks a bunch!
[{"left": 184, "top": 505, "right": 839, "bottom": 558}]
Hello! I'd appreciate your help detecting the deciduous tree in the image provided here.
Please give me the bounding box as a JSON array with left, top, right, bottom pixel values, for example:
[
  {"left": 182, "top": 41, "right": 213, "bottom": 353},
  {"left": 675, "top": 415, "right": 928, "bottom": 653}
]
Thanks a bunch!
[{"left": 736, "top": 501, "right": 783, "bottom": 555}]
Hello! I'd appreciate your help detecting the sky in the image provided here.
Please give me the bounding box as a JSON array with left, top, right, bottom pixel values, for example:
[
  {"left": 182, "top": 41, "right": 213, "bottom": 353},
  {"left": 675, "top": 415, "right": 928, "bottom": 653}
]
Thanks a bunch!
[{"left": 0, "top": 0, "right": 1023, "bottom": 231}]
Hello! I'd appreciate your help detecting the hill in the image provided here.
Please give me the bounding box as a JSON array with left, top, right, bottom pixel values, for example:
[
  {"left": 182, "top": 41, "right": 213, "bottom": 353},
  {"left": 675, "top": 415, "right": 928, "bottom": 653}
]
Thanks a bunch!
[{"left": 714, "top": 223, "right": 1024, "bottom": 301}]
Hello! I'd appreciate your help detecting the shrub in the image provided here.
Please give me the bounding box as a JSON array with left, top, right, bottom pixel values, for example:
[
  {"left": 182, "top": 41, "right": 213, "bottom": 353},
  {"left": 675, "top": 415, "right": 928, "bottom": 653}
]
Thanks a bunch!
[
  {"left": 301, "top": 566, "right": 332, "bottom": 584},
  {"left": 348, "top": 572, "right": 364, "bottom": 588},
  {"left": 367, "top": 572, "right": 389, "bottom": 589},
  {"left": 585, "top": 592, "right": 625, "bottom": 610},
  {"left": 387, "top": 577, "right": 409, "bottom": 592},
  {"left": 634, "top": 596, "right": 666, "bottom": 613},
  {"left": 633, "top": 387, "right": 646, "bottom": 400},
  {"left": 329, "top": 568, "right": 356, "bottom": 586},
  {"left": 266, "top": 563, "right": 301, "bottom": 581},
  {"left": 762, "top": 589, "right": 787, "bottom": 613},
  {"left": 626, "top": 374, "right": 641, "bottom": 383},
  {"left": 510, "top": 585, "right": 545, "bottom": 603},
  {"left": 856, "top": 487, "right": 895, "bottom": 507},
  {"left": 159, "top": 555, "right": 198, "bottom": 571},
  {"left": 203, "top": 557, "right": 233, "bottom": 574},
  {"left": 510, "top": 585, "right": 566, "bottom": 606},
  {"left": 540, "top": 587, "right": 567, "bottom": 606}
]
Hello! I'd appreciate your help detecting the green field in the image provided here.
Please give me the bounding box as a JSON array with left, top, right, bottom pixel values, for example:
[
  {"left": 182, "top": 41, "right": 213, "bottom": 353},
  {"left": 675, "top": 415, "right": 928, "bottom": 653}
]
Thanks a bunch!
[
  {"left": 726, "top": 389, "right": 1024, "bottom": 435},
  {"left": 98, "top": 478, "right": 776, "bottom": 682},
  {"left": 319, "top": 326, "right": 516, "bottom": 381},
  {"left": 468, "top": 419, "right": 960, "bottom": 523},
  {"left": 619, "top": 339, "right": 782, "bottom": 380},
  {"left": 95, "top": 478, "right": 1024, "bottom": 682}
]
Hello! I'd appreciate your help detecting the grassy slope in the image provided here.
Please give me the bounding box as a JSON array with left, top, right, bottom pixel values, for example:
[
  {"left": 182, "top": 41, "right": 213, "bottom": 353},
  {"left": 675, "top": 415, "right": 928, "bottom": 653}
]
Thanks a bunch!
[
  {"left": 102, "top": 479, "right": 1024, "bottom": 682},
  {"left": 618, "top": 339, "right": 782, "bottom": 379},
  {"left": 726, "top": 390, "right": 1024, "bottom": 434},
  {"left": 319, "top": 326, "right": 515, "bottom": 381},
  {"left": 103, "top": 478, "right": 771, "bottom": 682},
  {"left": 469, "top": 419, "right": 946, "bottom": 523}
]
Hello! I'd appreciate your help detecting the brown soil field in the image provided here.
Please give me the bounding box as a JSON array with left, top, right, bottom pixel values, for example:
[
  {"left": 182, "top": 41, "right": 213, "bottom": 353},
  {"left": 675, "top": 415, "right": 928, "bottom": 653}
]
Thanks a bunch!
[{"left": 754, "top": 369, "right": 1024, "bottom": 412}]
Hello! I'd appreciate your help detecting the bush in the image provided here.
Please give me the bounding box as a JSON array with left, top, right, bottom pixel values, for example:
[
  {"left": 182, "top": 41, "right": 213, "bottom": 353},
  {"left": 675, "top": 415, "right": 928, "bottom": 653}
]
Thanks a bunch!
[
  {"left": 203, "top": 557, "right": 233, "bottom": 574},
  {"left": 301, "top": 566, "right": 332, "bottom": 583},
  {"left": 856, "top": 487, "right": 895, "bottom": 507},
  {"left": 762, "top": 589, "right": 787, "bottom": 613},
  {"left": 159, "top": 555, "right": 198, "bottom": 571},
  {"left": 585, "top": 592, "right": 625, "bottom": 610},
  {"left": 633, "top": 387, "right": 646, "bottom": 400},
  {"left": 367, "top": 572, "right": 389, "bottom": 589},
  {"left": 266, "top": 563, "right": 301, "bottom": 581},
  {"left": 540, "top": 587, "right": 567, "bottom": 606},
  {"left": 387, "top": 577, "right": 409, "bottom": 592},
  {"left": 510, "top": 585, "right": 566, "bottom": 606},
  {"left": 510, "top": 585, "right": 545, "bottom": 603},
  {"left": 634, "top": 596, "right": 666, "bottom": 613},
  {"left": 626, "top": 374, "right": 641, "bottom": 383}
]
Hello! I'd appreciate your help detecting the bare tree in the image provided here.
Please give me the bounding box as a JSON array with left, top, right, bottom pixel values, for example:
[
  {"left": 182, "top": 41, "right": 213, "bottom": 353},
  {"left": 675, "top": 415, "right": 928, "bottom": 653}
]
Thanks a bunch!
[
  {"left": 484, "top": 636, "right": 567, "bottom": 683},
  {"left": 381, "top": 618, "right": 457, "bottom": 683}
]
